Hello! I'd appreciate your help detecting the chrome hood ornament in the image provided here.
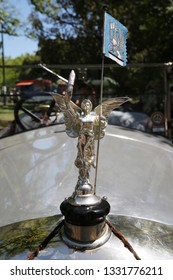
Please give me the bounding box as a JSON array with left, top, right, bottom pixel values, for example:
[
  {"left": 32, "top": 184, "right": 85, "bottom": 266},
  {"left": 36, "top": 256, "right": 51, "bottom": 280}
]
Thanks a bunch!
[
  {"left": 46, "top": 71, "right": 139, "bottom": 256},
  {"left": 52, "top": 70, "right": 129, "bottom": 204},
  {"left": 28, "top": 66, "right": 140, "bottom": 260},
  {"left": 27, "top": 10, "right": 141, "bottom": 259}
]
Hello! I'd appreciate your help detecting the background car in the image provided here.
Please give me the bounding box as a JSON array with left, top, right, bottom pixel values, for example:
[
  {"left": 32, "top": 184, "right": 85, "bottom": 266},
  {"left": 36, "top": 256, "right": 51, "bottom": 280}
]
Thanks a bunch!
[
  {"left": 108, "top": 109, "right": 153, "bottom": 132},
  {"left": 108, "top": 100, "right": 153, "bottom": 133}
]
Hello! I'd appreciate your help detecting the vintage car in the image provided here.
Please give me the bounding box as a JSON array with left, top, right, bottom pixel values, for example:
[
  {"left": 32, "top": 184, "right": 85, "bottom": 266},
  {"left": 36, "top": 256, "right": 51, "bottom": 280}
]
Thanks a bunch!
[
  {"left": 0, "top": 70, "right": 173, "bottom": 261},
  {"left": 15, "top": 79, "right": 53, "bottom": 98}
]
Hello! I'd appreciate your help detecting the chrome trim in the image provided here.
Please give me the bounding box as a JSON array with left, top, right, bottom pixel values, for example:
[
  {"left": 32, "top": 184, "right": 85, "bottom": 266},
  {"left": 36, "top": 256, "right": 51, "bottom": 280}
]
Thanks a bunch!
[
  {"left": 68, "top": 193, "right": 101, "bottom": 206},
  {"left": 61, "top": 222, "right": 111, "bottom": 250}
]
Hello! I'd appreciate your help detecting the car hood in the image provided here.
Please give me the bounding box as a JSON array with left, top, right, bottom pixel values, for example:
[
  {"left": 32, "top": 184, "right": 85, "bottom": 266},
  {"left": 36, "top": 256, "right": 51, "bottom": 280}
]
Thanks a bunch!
[{"left": 0, "top": 124, "right": 173, "bottom": 228}]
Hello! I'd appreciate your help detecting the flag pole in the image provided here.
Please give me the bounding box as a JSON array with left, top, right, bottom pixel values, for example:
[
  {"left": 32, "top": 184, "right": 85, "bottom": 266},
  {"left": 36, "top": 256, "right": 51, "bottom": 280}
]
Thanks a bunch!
[
  {"left": 94, "top": 54, "right": 105, "bottom": 194},
  {"left": 94, "top": 10, "right": 106, "bottom": 194},
  {"left": 94, "top": 8, "right": 128, "bottom": 194}
]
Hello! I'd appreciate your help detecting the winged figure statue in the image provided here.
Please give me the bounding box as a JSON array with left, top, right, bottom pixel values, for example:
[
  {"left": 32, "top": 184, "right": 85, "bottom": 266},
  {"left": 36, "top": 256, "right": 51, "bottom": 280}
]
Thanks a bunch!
[{"left": 52, "top": 70, "right": 129, "bottom": 193}]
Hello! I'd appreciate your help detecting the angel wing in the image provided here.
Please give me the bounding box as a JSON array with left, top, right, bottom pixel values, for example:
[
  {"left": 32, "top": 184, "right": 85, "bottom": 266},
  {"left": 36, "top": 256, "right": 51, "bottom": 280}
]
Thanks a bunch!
[
  {"left": 94, "top": 97, "right": 129, "bottom": 120},
  {"left": 52, "top": 93, "right": 82, "bottom": 138},
  {"left": 51, "top": 93, "right": 81, "bottom": 113}
]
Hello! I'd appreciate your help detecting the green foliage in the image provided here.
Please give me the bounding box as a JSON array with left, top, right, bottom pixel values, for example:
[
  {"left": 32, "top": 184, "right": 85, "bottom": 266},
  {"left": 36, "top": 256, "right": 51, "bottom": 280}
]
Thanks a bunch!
[
  {"left": 2, "top": 0, "right": 173, "bottom": 65},
  {"left": 0, "top": 0, "right": 37, "bottom": 87},
  {"left": 118, "top": 0, "right": 173, "bottom": 63},
  {"left": 4, "top": 57, "right": 26, "bottom": 87},
  {"left": 1, "top": 54, "right": 41, "bottom": 88},
  {"left": 28, "top": 0, "right": 173, "bottom": 64},
  {"left": 17, "top": 54, "right": 42, "bottom": 80},
  {"left": 1, "top": 0, "right": 173, "bottom": 98},
  {"left": 0, "top": 0, "right": 21, "bottom": 36}
]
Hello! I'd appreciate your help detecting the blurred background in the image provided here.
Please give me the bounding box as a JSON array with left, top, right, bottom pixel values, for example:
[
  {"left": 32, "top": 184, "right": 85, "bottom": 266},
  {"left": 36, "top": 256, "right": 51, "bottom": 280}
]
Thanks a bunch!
[{"left": 1, "top": 0, "right": 173, "bottom": 138}]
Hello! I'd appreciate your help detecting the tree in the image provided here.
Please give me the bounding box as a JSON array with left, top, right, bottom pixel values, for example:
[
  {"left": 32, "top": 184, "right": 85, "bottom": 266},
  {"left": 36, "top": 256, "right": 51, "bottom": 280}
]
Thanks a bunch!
[
  {"left": 5, "top": 54, "right": 41, "bottom": 87},
  {"left": 116, "top": 0, "right": 173, "bottom": 63},
  {"left": 0, "top": 0, "right": 22, "bottom": 37},
  {"left": 28, "top": 0, "right": 173, "bottom": 64},
  {"left": 0, "top": 0, "right": 24, "bottom": 89},
  {"left": 28, "top": 0, "right": 105, "bottom": 64}
]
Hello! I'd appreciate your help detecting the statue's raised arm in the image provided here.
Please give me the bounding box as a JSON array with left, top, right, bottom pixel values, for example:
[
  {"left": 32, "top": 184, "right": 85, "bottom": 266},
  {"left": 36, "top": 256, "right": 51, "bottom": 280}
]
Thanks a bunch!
[{"left": 52, "top": 70, "right": 82, "bottom": 138}]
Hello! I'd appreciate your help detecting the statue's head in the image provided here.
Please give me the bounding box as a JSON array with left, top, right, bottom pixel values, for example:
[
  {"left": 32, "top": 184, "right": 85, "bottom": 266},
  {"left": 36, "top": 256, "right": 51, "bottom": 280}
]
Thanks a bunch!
[{"left": 81, "top": 99, "right": 92, "bottom": 114}]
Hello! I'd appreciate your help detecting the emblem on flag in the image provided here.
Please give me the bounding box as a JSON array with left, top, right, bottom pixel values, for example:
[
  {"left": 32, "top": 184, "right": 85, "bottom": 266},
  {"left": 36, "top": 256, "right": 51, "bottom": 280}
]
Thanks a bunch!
[{"left": 103, "top": 11, "right": 128, "bottom": 66}]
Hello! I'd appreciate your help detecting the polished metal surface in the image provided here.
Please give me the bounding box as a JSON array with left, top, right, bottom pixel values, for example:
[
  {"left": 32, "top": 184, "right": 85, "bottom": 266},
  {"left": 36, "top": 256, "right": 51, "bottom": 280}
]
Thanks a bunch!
[
  {"left": 61, "top": 222, "right": 111, "bottom": 249},
  {"left": 67, "top": 193, "right": 101, "bottom": 206},
  {"left": 1, "top": 66, "right": 173, "bottom": 259},
  {"left": 0, "top": 214, "right": 173, "bottom": 260},
  {"left": 0, "top": 124, "right": 173, "bottom": 228},
  {"left": 1, "top": 123, "right": 173, "bottom": 259}
]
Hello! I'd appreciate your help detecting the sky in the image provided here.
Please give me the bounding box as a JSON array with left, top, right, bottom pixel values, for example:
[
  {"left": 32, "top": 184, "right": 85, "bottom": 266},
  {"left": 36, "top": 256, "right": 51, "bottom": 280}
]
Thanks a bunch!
[{"left": 3, "top": 0, "right": 38, "bottom": 58}]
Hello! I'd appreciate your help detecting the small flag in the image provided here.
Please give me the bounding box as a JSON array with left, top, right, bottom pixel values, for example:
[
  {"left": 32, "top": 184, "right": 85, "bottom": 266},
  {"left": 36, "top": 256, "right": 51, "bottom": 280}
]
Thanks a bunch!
[{"left": 103, "top": 11, "right": 128, "bottom": 66}]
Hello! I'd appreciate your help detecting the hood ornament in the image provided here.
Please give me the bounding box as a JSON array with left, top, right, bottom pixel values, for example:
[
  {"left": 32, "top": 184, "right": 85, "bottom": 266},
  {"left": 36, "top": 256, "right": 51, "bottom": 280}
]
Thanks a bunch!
[
  {"left": 52, "top": 70, "right": 129, "bottom": 205},
  {"left": 28, "top": 9, "right": 141, "bottom": 259},
  {"left": 28, "top": 69, "right": 140, "bottom": 260},
  {"left": 50, "top": 70, "right": 131, "bottom": 250}
]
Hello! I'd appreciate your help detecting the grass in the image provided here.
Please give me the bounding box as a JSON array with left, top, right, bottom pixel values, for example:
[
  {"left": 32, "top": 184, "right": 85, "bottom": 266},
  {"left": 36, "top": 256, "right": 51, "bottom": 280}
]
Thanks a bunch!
[{"left": 0, "top": 103, "right": 15, "bottom": 129}]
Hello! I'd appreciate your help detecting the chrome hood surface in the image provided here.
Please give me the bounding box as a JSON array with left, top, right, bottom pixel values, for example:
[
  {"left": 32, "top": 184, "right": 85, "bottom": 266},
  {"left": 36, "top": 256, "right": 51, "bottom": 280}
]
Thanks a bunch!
[
  {"left": 1, "top": 215, "right": 173, "bottom": 260},
  {"left": 0, "top": 124, "right": 173, "bottom": 228}
]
